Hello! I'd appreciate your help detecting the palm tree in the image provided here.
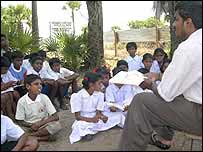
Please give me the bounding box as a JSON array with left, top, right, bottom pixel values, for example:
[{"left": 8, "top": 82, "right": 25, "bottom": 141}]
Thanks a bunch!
[
  {"left": 63, "top": 1, "right": 81, "bottom": 36},
  {"left": 153, "top": 1, "right": 180, "bottom": 58},
  {"left": 32, "top": 1, "right": 39, "bottom": 46},
  {"left": 86, "top": 1, "right": 104, "bottom": 68}
]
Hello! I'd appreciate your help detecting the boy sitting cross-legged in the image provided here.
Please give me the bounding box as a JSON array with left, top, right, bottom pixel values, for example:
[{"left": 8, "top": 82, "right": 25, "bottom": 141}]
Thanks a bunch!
[{"left": 15, "top": 74, "right": 62, "bottom": 141}]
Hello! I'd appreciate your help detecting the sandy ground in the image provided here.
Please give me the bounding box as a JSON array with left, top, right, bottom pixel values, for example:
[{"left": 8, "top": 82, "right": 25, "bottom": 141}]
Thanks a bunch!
[{"left": 38, "top": 109, "right": 202, "bottom": 151}]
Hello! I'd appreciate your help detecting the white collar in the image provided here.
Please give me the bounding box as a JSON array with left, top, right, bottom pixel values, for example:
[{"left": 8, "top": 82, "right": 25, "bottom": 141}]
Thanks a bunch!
[
  {"left": 30, "top": 67, "right": 41, "bottom": 75},
  {"left": 187, "top": 28, "right": 202, "bottom": 40},
  {"left": 25, "top": 93, "right": 41, "bottom": 105},
  {"left": 11, "top": 63, "right": 22, "bottom": 72},
  {"left": 81, "top": 89, "right": 100, "bottom": 98}
]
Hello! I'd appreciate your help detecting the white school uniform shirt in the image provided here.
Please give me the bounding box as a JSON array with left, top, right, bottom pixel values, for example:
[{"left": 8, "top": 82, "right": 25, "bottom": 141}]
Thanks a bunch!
[
  {"left": 47, "top": 67, "right": 75, "bottom": 81},
  {"left": 70, "top": 89, "right": 104, "bottom": 118},
  {"left": 150, "top": 60, "right": 161, "bottom": 73},
  {"left": 105, "top": 83, "right": 136, "bottom": 105},
  {"left": 1, "top": 71, "right": 18, "bottom": 94},
  {"left": 15, "top": 93, "right": 56, "bottom": 123},
  {"left": 1, "top": 115, "right": 24, "bottom": 144},
  {"left": 125, "top": 55, "right": 143, "bottom": 71},
  {"left": 69, "top": 89, "right": 126, "bottom": 144},
  {"left": 22, "top": 59, "right": 31, "bottom": 71},
  {"left": 26, "top": 66, "right": 52, "bottom": 79},
  {"left": 140, "top": 60, "right": 161, "bottom": 73},
  {"left": 157, "top": 29, "right": 202, "bottom": 104}
]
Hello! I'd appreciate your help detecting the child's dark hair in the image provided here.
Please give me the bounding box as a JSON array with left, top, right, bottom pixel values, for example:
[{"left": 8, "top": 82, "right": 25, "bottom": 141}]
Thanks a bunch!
[
  {"left": 153, "top": 48, "right": 168, "bottom": 60},
  {"left": 24, "top": 74, "right": 41, "bottom": 85},
  {"left": 117, "top": 60, "right": 128, "bottom": 69},
  {"left": 49, "top": 58, "right": 61, "bottom": 68},
  {"left": 82, "top": 72, "right": 102, "bottom": 90},
  {"left": 160, "top": 59, "right": 171, "bottom": 73},
  {"left": 92, "top": 66, "right": 110, "bottom": 75},
  {"left": 38, "top": 50, "right": 47, "bottom": 58},
  {"left": 28, "top": 52, "right": 40, "bottom": 63},
  {"left": 1, "top": 56, "right": 11, "bottom": 67},
  {"left": 11, "top": 51, "right": 24, "bottom": 60},
  {"left": 30, "top": 56, "right": 43, "bottom": 65},
  {"left": 126, "top": 42, "right": 137, "bottom": 51},
  {"left": 112, "top": 66, "right": 127, "bottom": 77},
  {"left": 138, "top": 68, "right": 149, "bottom": 74},
  {"left": 142, "top": 53, "right": 153, "bottom": 62}
]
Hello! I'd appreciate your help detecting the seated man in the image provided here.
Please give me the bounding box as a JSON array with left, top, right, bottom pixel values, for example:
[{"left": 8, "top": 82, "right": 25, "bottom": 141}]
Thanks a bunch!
[
  {"left": 119, "top": 2, "right": 202, "bottom": 151},
  {"left": 15, "top": 74, "right": 62, "bottom": 141},
  {"left": 1, "top": 114, "right": 38, "bottom": 151}
]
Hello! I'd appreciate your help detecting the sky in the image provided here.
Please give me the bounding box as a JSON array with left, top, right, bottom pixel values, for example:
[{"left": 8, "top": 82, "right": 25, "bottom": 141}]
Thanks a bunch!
[{"left": 2, "top": 1, "right": 155, "bottom": 39}]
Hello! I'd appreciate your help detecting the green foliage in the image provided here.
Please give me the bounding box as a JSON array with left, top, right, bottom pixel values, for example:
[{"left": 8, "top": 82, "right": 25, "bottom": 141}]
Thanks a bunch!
[
  {"left": 111, "top": 25, "right": 121, "bottom": 31},
  {"left": 62, "top": 1, "right": 81, "bottom": 12},
  {"left": 1, "top": 5, "right": 32, "bottom": 31},
  {"left": 42, "top": 37, "right": 60, "bottom": 52},
  {"left": 128, "top": 17, "right": 165, "bottom": 29},
  {"left": 42, "top": 28, "right": 89, "bottom": 71},
  {"left": 1, "top": 5, "right": 38, "bottom": 54},
  {"left": 9, "top": 29, "right": 39, "bottom": 54},
  {"left": 61, "top": 27, "right": 88, "bottom": 71},
  {"left": 67, "top": 1, "right": 81, "bottom": 11}
]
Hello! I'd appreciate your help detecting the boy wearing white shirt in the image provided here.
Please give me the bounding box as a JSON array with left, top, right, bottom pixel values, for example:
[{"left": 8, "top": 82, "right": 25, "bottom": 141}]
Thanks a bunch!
[
  {"left": 48, "top": 58, "right": 79, "bottom": 110},
  {"left": 1, "top": 114, "right": 38, "bottom": 151},
  {"left": 26, "top": 56, "right": 60, "bottom": 110},
  {"left": 120, "top": 2, "right": 202, "bottom": 151},
  {"left": 125, "top": 42, "right": 142, "bottom": 71},
  {"left": 15, "top": 74, "right": 62, "bottom": 141},
  {"left": 125, "top": 42, "right": 143, "bottom": 71},
  {"left": 22, "top": 52, "right": 39, "bottom": 71}
]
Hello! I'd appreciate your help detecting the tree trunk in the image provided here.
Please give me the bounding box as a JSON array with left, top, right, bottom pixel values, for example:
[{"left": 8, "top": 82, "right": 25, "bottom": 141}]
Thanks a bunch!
[
  {"left": 72, "top": 9, "right": 75, "bottom": 36},
  {"left": 86, "top": 1, "right": 104, "bottom": 68},
  {"left": 32, "top": 1, "right": 39, "bottom": 46},
  {"left": 168, "top": 1, "right": 182, "bottom": 59}
]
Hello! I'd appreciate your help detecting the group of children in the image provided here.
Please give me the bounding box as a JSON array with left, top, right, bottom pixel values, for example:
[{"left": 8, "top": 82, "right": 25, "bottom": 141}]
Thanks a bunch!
[
  {"left": 68, "top": 42, "right": 172, "bottom": 145},
  {"left": 1, "top": 33, "right": 172, "bottom": 150},
  {"left": 1, "top": 34, "right": 80, "bottom": 151}
]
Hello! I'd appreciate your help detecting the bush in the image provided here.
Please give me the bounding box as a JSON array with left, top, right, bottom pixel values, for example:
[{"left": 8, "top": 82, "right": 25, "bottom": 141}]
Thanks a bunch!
[{"left": 42, "top": 28, "right": 89, "bottom": 72}]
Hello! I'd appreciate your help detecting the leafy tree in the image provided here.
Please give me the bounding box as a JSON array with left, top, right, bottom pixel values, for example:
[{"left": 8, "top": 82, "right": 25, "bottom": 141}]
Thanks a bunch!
[
  {"left": 111, "top": 25, "right": 121, "bottom": 32},
  {"left": 1, "top": 5, "right": 31, "bottom": 32},
  {"left": 1, "top": 5, "right": 38, "bottom": 54},
  {"left": 62, "top": 1, "right": 81, "bottom": 36},
  {"left": 128, "top": 17, "right": 165, "bottom": 29}
]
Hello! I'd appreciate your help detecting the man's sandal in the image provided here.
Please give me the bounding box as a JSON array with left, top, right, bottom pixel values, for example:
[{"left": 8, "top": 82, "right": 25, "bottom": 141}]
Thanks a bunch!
[{"left": 151, "top": 132, "right": 171, "bottom": 150}]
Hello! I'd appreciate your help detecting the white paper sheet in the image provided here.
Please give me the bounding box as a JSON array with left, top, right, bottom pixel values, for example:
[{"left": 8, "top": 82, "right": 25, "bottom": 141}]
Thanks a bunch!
[
  {"left": 109, "top": 70, "right": 147, "bottom": 86},
  {"left": 106, "top": 102, "right": 125, "bottom": 111}
]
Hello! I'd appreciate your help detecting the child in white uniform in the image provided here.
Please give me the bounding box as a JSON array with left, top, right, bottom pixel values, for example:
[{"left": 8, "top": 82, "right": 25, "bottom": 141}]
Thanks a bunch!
[
  {"left": 124, "top": 42, "right": 143, "bottom": 71},
  {"left": 105, "top": 67, "right": 138, "bottom": 116},
  {"left": 69, "top": 72, "right": 124, "bottom": 144}
]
